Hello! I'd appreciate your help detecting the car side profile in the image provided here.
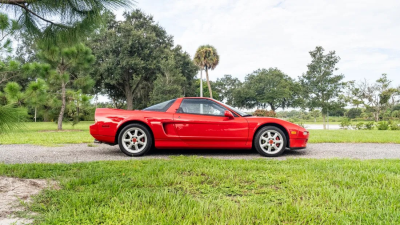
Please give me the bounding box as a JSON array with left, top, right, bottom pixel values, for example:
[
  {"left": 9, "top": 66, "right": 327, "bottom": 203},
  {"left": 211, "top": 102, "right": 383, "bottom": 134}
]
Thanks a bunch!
[{"left": 90, "top": 97, "right": 309, "bottom": 157}]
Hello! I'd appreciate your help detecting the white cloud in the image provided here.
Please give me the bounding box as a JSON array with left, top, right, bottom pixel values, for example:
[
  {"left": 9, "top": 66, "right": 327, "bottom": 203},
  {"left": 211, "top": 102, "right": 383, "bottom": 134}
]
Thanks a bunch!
[{"left": 118, "top": 0, "right": 400, "bottom": 85}]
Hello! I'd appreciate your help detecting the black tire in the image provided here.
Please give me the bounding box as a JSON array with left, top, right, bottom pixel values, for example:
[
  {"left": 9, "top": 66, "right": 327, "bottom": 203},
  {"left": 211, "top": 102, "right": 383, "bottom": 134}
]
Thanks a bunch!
[
  {"left": 254, "top": 126, "right": 287, "bottom": 157},
  {"left": 118, "top": 123, "right": 153, "bottom": 157}
]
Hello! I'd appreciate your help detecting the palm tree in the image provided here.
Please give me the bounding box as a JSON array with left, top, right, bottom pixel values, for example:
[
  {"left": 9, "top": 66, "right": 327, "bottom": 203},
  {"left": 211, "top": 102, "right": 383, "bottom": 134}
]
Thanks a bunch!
[{"left": 193, "top": 45, "right": 219, "bottom": 99}]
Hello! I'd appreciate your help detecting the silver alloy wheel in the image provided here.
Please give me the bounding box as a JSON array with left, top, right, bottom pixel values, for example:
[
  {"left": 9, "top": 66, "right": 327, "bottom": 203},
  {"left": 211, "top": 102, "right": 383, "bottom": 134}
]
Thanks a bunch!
[
  {"left": 259, "top": 130, "right": 284, "bottom": 153},
  {"left": 121, "top": 127, "right": 147, "bottom": 154}
]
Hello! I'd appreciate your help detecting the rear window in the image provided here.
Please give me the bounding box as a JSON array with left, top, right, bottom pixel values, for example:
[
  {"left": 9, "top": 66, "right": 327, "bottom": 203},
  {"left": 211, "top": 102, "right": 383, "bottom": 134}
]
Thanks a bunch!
[{"left": 143, "top": 99, "right": 176, "bottom": 112}]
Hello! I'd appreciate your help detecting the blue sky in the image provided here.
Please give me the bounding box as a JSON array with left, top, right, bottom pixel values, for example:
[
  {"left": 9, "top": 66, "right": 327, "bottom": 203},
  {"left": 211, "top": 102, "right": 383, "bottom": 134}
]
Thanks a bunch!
[{"left": 115, "top": 0, "right": 400, "bottom": 86}]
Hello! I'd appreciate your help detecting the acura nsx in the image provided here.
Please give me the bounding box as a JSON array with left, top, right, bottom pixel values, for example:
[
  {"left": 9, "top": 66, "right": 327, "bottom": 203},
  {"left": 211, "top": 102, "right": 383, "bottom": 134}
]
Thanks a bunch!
[{"left": 90, "top": 97, "right": 309, "bottom": 157}]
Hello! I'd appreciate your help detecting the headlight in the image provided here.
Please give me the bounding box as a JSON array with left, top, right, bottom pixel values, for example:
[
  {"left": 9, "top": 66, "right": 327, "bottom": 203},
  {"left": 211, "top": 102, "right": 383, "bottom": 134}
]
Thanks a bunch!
[{"left": 303, "top": 131, "right": 308, "bottom": 136}]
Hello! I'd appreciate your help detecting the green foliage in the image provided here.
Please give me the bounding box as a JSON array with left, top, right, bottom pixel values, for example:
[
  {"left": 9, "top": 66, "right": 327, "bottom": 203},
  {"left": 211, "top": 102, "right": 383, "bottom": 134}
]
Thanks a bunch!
[
  {"left": 0, "top": 12, "right": 20, "bottom": 57},
  {"left": 354, "top": 122, "right": 364, "bottom": 130},
  {"left": 150, "top": 48, "right": 195, "bottom": 104},
  {"left": 349, "top": 74, "right": 398, "bottom": 122},
  {"left": 377, "top": 121, "right": 389, "bottom": 130},
  {"left": 87, "top": 10, "right": 193, "bottom": 110},
  {"left": 340, "top": 118, "right": 352, "bottom": 130},
  {"left": 388, "top": 120, "right": 400, "bottom": 131},
  {"left": 1, "top": 0, "right": 133, "bottom": 47},
  {"left": 252, "top": 109, "right": 276, "bottom": 117},
  {"left": 0, "top": 105, "right": 27, "bottom": 133},
  {"left": 234, "top": 68, "right": 298, "bottom": 111},
  {"left": 193, "top": 45, "right": 220, "bottom": 98},
  {"left": 364, "top": 122, "right": 375, "bottom": 130},
  {"left": 194, "top": 79, "right": 221, "bottom": 101},
  {"left": 300, "top": 46, "right": 345, "bottom": 128},
  {"left": 28, "top": 43, "right": 95, "bottom": 129},
  {"left": 309, "top": 110, "right": 320, "bottom": 122},
  {"left": 346, "top": 108, "right": 362, "bottom": 119},
  {"left": 215, "top": 75, "right": 242, "bottom": 106}
]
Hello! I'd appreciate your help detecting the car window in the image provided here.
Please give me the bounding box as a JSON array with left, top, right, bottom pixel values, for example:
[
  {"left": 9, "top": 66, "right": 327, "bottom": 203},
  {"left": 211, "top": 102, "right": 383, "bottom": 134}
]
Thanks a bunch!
[
  {"left": 178, "top": 99, "right": 228, "bottom": 116},
  {"left": 143, "top": 99, "right": 176, "bottom": 112}
]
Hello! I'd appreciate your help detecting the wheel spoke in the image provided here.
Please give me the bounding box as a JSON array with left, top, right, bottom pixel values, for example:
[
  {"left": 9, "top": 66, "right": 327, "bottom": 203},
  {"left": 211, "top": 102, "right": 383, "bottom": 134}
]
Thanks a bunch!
[
  {"left": 261, "top": 137, "right": 268, "bottom": 141},
  {"left": 123, "top": 138, "right": 131, "bottom": 142},
  {"left": 261, "top": 142, "right": 268, "bottom": 147},
  {"left": 273, "top": 133, "right": 278, "bottom": 138},
  {"left": 275, "top": 140, "right": 282, "bottom": 143},
  {"left": 267, "top": 132, "right": 272, "bottom": 138}
]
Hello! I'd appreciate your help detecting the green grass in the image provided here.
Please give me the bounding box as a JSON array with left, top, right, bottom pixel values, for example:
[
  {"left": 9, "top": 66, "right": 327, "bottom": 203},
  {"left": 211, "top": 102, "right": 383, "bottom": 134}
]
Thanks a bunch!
[
  {"left": 1, "top": 122, "right": 399, "bottom": 145},
  {"left": 0, "top": 122, "right": 94, "bottom": 145},
  {"left": 1, "top": 158, "right": 400, "bottom": 224},
  {"left": 303, "top": 122, "right": 341, "bottom": 125},
  {"left": 309, "top": 129, "right": 400, "bottom": 143}
]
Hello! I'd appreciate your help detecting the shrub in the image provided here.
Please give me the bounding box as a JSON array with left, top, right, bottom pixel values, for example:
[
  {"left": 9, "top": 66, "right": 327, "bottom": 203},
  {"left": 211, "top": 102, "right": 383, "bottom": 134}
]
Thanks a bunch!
[
  {"left": 340, "top": 118, "right": 352, "bottom": 130},
  {"left": 253, "top": 109, "right": 276, "bottom": 117},
  {"left": 364, "top": 122, "right": 375, "bottom": 130},
  {"left": 388, "top": 120, "right": 400, "bottom": 130},
  {"left": 355, "top": 122, "right": 364, "bottom": 130},
  {"left": 377, "top": 121, "right": 389, "bottom": 130},
  {"left": 390, "top": 123, "right": 400, "bottom": 130},
  {"left": 346, "top": 108, "right": 362, "bottom": 119}
]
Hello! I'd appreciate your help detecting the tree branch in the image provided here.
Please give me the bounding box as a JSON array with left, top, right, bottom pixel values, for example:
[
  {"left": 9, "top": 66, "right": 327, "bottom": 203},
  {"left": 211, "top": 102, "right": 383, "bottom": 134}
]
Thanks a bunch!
[{"left": 10, "top": 2, "right": 70, "bottom": 28}]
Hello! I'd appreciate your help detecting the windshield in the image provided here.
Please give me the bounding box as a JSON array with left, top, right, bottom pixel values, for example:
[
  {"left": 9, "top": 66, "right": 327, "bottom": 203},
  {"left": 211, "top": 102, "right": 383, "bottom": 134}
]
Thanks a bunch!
[
  {"left": 143, "top": 99, "right": 176, "bottom": 112},
  {"left": 214, "top": 100, "right": 251, "bottom": 117}
]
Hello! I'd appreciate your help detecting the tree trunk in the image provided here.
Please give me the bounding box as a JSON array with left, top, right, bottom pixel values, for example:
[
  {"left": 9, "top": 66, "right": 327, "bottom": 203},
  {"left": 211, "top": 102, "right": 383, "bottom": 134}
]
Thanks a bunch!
[
  {"left": 34, "top": 106, "right": 37, "bottom": 122},
  {"left": 374, "top": 113, "right": 379, "bottom": 122},
  {"left": 200, "top": 70, "right": 203, "bottom": 97},
  {"left": 314, "top": 117, "right": 316, "bottom": 122},
  {"left": 57, "top": 81, "right": 66, "bottom": 130},
  {"left": 269, "top": 103, "right": 276, "bottom": 112},
  {"left": 125, "top": 82, "right": 133, "bottom": 110},
  {"left": 322, "top": 113, "right": 326, "bottom": 130},
  {"left": 205, "top": 68, "right": 212, "bottom": 99}
]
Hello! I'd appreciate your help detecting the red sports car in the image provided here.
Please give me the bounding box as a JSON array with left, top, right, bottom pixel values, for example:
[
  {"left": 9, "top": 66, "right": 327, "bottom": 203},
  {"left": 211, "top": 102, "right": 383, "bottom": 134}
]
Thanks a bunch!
[{"left": 90, "top": 97, "right": 309, "bottom": 157}]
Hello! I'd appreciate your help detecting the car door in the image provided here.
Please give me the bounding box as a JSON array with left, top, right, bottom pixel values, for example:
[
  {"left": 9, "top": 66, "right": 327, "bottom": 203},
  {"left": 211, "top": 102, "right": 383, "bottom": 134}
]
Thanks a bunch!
[{"left": 173, "top": 99, "right": 249, "bottom": 148}]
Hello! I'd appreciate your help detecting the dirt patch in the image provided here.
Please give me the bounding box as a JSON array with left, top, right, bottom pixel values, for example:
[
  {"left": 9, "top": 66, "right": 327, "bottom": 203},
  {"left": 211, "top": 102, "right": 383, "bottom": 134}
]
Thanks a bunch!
[
  {"left": 38, "top": 129, "right": 82, "bottom": 132},
  {"left": 0, "top": 177, "right": 59, "bottom": 225}
]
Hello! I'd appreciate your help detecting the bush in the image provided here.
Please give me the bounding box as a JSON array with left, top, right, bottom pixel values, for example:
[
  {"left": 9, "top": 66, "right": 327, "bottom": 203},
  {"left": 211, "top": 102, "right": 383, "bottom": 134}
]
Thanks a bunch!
[
  {"left": 253, "top": 109, "right": 276, "bottom": 117},
  {"left": 377, "top": 121, "right": 389, "bottom": 130},
  {"left": 355, "top": 122, "right": 364, "bottom": 130},
  {"left": 388, "top": 120, "right": 400, "bottom": 130},
  {"left": 340, "top": 118, "right": 352, "bottom": 130},
  {"left": 346, "top": 108, "right": 362, "bottom": 119},
  {"left": 390, "top": 123, "right": 400, "bottom": 130},
  {"left": 364, "top": 122, "right": 375, "bottom": 130}
]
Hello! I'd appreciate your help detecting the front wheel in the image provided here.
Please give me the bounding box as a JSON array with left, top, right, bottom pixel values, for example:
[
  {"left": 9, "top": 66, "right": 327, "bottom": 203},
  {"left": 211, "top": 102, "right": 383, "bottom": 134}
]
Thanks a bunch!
[
  {"left": 254, "top": 126, "right": 287, "bottom": 157},
  {"left": 118, "top": 124, "right": 153, "bottom": 157}
]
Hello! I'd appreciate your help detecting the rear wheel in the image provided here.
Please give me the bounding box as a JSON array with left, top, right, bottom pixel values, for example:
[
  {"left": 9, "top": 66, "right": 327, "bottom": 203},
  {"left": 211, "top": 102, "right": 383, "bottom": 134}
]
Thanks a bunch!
[
  {"left": 118, "top": 124, "right": 153, "bottom": 157},
  {"left": 254, "top": 126, "right": 287, "bottom": 157}
]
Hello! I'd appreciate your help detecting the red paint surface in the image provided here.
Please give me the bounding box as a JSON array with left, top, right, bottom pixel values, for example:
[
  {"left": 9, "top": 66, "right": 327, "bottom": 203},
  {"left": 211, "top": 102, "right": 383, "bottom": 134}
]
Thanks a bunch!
[{"left": 90, "top": 97, "right": 309, "bottom": 149}]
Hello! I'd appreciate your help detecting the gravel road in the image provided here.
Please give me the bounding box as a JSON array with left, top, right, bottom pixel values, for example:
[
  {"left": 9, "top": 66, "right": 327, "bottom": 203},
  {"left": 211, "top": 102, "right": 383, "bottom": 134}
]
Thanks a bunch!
[{"left": 1, "top": 143, "right": 400, "bottom": 164}]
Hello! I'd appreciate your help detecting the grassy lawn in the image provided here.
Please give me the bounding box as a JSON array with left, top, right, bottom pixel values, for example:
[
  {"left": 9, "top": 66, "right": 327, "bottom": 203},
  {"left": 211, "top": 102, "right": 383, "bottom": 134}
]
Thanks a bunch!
[
  {"left": 1, "top": 121, "right": 399, "bottom": 145},
  {"left": 1, "top": 158, "right": 399, "bottom": 224},
  {"left": 309, "top": 129, "right": 400, "bottom": 143},
  {"left": 0, "top": 122, "right": 94, "bottom": 145}
]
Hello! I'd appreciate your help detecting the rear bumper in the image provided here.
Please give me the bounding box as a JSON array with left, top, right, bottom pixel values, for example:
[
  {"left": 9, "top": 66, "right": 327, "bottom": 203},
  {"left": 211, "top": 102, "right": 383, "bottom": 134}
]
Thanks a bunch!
[
  {"left": 90, "top": 123, "right": 115, "bottom": 144},
  {"left": 289, "top": 138, "right": 308, "bottom": 149}
]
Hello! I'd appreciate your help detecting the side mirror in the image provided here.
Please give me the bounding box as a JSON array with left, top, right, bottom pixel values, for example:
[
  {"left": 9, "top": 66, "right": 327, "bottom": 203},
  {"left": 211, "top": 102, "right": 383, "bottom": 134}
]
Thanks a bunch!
[{"left": 224, "top": 110, "right": 234, "bottom": 119}]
